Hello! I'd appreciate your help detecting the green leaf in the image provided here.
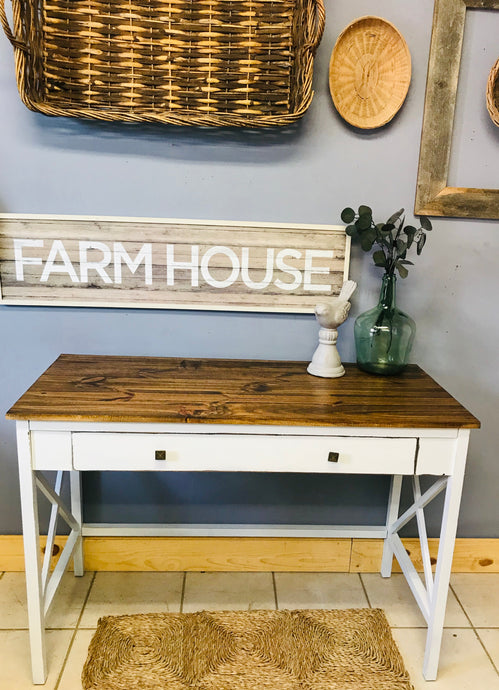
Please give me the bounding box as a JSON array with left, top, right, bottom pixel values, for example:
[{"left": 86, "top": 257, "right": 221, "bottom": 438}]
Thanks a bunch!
[
  {"left": 360, "top": 230, "right": 376, "bottom": 252},
  {"left": 356, "top": 213, "right": 372, "bottom": 231},
  {"left": 398, "top": 260, "right": 414, "bottom": 265},
  {"left": 396, "top": 239, "right": 407, "bottom": 254},
  {"left": 358, "top": 205, "right": 372, "bottom": 217},
  {"left": 345, "top": 224, "right": 357, "bottom": 236},
  {"left": 387, "top": 208, "right": 404, "bottom": 225},
  {"left": 417, "top": 233, "right": 427, "bottom": 255},
  {"left": 380, "top": 223, "right": 395, "bottom": 234},
  {"left": 341, "top": 207, "right": 356, "bottom": 224},
  {"left": 419, "top": 216, "right": 432, "bottom": 231},
  {"left": 396, "top": 262, "right": 409, "bottom": 278},
  {"left": 373, "top": 250, "right": 386, "bottom": 267},
  {"left": 404, "top": 225, "right": 417, "bottom": 236}
]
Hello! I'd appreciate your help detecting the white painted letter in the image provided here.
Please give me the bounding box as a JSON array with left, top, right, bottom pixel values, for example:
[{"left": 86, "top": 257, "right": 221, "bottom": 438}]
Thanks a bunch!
[
  {"left": 13, "top": 239, "right": 43, "bottom": 281},
  {"left": 114, "top": 242, "right": 152, "bottom": 285},
  {"left": 241, "top": 247, "right": 274, "bottom": 290},
  {"left": 41, "top": 240, "right": 79, "bottom": 283},
  {"left": 274, "top": 249, "right": 302, "bottom": 291},
  {"left": 166, "top": 244, "right": 199, "bottom": 287},
  {"left": 79, "top": 241, "right": 113, "bottom": 284},
  {"left": 201, "top": 246, "right": 240, "bottom": 289},
  {"left": 303, "top": 250, "right": 334, "bottom": 292}
]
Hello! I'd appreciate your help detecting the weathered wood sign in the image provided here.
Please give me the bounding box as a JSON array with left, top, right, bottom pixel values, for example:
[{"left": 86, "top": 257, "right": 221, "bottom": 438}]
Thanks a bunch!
[{"left": 0, "top": 215, "right": 350, "bottom": 313}]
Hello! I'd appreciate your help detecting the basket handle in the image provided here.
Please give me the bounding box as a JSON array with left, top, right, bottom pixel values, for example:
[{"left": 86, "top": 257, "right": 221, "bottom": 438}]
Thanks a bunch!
[
  {"left": 0, "top": 0, "right": 27, "bottom": 52},
  {"left": 311, "top": 0, "right": 326, "bottom": 53}
]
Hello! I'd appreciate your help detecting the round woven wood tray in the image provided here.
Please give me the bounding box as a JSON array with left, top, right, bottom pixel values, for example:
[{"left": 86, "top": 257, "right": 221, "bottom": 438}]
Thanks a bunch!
[
  {"left": 486, "top": 58, "right": 499, "bottom": 127},
  {"left": 329, "top": 16, "right": 411, "bottom": 129}
]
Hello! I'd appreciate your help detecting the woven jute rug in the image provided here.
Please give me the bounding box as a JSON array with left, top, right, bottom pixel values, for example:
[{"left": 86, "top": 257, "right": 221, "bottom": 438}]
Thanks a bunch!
[{"left": 82, "top": 608, "right": 413, "bottom": 689}]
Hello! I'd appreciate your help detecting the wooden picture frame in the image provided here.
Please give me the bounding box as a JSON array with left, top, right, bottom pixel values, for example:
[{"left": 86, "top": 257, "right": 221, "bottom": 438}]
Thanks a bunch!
[{"left": 414, "top": 0, "right": 499, "bottom": 219}]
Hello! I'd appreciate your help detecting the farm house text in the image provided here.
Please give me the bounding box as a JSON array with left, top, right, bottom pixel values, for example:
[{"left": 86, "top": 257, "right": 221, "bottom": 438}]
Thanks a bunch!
[{"left": 12, "top": 239, "right": 338, "bottom": 292}]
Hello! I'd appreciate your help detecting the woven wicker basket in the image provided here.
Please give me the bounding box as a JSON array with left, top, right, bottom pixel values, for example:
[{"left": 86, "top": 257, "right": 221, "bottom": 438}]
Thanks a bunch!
[
  {"left": 0, "top": 0, "right": 324, "bottom": 127},
  {"left": 486, "top": 58, "right": 499, "bottom": 127}
]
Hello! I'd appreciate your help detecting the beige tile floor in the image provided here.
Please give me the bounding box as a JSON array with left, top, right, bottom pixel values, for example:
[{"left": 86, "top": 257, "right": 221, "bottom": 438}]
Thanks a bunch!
[{"left": 1, "top": 569, "right": 498, "bottom": 689}]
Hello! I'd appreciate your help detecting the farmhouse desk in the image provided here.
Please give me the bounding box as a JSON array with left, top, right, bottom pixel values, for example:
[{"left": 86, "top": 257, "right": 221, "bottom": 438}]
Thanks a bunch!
[{"left": 6, "top": 355, "right": 479, "bottom": 684}]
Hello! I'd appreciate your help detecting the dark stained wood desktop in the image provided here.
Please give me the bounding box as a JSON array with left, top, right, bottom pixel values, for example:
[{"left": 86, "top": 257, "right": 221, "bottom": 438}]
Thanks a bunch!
[{"left": 6, "top": 355, "right": 480, "bottom": 429}]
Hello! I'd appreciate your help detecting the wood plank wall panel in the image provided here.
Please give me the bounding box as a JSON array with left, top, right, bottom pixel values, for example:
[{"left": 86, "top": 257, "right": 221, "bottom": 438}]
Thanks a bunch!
[
  {"left": 351, "top": 538, "right": 499, "bottom": 573},
  {"left": 82, "top": 537, "right": 353, "bottom": 572},
  {"left": 1, "top": 536, "right": 498, "bottom": 572},
  {"left": 6, "top": 356, "right": 480, "bottom": 428},
  {"left": 0, "top": 215, "right": 349, "bottom": 312}
]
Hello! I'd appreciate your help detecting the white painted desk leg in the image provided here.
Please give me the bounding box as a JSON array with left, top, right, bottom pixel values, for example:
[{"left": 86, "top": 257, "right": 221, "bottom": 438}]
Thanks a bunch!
[
  {"left": 381, "top": 474, "right": 403, "bottom": 577},
  {"left": 70, "top": 471, "right": 84, "bottom": 576},
  {"left": 423, "top": 429, "right": 470, "bottom": 680},
  {"left": 16, "top": 422, "right": 47, "bottom": 685}
]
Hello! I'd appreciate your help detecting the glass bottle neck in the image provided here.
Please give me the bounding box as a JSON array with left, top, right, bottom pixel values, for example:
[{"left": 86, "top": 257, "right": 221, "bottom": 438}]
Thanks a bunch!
[{"left": 378, "top": 273, "right": 397, "bottom": 309}]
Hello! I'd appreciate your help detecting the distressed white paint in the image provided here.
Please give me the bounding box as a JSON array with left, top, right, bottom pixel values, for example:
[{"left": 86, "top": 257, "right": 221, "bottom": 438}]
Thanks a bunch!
[
  {"left": 81, "top": 523, "right": 388, "bottom": 538},
  {"left": 28, "top": 421, "right": 460, "bottom": 437},
  {"left": 17, "top": 415, "right": 470, "bottom": 682},
  {"left": 381, "top": 474, "right": 403, "bottom": 577},
  {"left": 423, "top": 429, "right": 471, "bottom": 680},
  {"left": 71, "top": 432, "right": 417, "bottom": 474},
  {"left": 16, "top": 421, "right": 47, "bottom": 685},
  {"left": 70, "top": 470, "right": 84, "bottom": 577}
]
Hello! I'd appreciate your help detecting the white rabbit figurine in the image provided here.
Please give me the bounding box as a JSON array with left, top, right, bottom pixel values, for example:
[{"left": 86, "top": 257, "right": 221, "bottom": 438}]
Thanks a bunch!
[{"left": 307, "top": 280, "right": 357, "bottom": 378}]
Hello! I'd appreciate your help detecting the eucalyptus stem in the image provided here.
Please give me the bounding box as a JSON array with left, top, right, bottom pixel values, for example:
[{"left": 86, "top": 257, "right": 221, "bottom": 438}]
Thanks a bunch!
[{"left": 340, "top": 205, "right": 432, "bottom": 278}]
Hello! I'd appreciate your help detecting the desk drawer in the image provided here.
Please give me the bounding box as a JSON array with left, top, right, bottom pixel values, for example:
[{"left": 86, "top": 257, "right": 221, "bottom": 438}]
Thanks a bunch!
[{"left": 72, "top": 433, "right": 417, "bottom": 474}]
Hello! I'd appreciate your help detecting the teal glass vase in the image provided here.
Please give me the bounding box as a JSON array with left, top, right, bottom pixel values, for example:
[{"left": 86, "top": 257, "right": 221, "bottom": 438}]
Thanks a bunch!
[{"left": 354, "top": 273, "right": 416, "bottom": 375}]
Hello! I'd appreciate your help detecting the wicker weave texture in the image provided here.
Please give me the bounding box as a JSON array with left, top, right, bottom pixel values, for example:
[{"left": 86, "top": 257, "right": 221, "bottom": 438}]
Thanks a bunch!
[
  {"left": 82, "top": 609, "right": 414, "bottom": 690},
  {"left": 486, "top": 57, "right": 499, "bottom": 127},
  {"left": 328, "top": 16, "right": 411, "bottom": 129},
  {"left": 1, "top": 0, "right": 325, "bottom": 126}
]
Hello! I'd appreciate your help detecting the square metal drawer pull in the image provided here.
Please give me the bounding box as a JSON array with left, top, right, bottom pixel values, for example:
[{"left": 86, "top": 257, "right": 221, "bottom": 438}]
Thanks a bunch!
[
  {"left": 155, "top": 450, "right": 166, "bottom": 461},
  {"left": 328, "top": 451, "right": 339, "bottom": 463}
]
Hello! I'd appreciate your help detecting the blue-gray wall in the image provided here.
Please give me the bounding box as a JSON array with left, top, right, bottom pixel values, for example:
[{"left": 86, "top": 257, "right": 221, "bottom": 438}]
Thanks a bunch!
[{"left": 1, "top": 1, "right": 498, "bottom": 537}]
